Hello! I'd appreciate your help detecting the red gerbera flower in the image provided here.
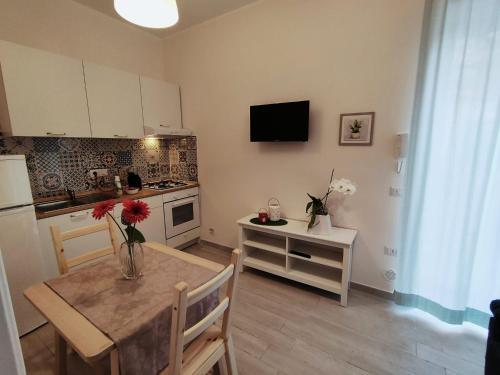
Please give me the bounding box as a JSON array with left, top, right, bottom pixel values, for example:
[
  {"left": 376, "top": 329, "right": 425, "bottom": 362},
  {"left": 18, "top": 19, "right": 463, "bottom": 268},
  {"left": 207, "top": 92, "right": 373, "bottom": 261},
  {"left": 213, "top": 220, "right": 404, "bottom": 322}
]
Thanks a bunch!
[
  {"left": 92, "top": 199, "right": 115, "bottom": 220},
  {"left": 122, "top": 199, "right": 150, "bottom": 224}
]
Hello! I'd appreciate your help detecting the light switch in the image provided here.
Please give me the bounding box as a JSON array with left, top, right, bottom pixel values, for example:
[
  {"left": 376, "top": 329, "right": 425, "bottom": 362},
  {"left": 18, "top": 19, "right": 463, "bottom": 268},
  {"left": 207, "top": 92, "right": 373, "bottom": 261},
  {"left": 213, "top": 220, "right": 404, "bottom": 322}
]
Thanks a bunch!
[{"left": 389, "top": 186, "right": 402, "bottom": 197}]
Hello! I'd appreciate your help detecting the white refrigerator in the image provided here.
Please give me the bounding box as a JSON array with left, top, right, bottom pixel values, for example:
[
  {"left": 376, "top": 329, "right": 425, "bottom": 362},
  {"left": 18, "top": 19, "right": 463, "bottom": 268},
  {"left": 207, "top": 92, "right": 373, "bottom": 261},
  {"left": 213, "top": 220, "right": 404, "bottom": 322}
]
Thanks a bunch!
[{"left": 0, "top": 155, "right": 46, "bottom": 335}]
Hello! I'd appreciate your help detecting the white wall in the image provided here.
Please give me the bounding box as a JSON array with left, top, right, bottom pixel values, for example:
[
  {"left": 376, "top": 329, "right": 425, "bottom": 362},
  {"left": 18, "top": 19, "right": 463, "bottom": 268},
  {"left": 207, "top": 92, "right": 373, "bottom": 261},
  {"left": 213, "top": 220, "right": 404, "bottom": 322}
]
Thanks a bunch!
[
  {"left": 0, "top": 0, "right": 425, "bottom": 292},
  {"left": 0, "top": 0, "right": 164, "bottom": 79},
  {"left": 163, "top": 0, "right": 425, "bottom": 292}
]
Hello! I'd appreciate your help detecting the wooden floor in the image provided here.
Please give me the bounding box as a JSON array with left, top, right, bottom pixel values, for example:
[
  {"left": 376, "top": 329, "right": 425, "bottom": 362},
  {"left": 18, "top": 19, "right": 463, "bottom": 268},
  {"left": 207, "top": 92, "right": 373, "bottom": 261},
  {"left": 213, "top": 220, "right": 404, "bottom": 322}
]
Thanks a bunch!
[{"left": 21, "top": 242, "right": 487, "bottom": 375}]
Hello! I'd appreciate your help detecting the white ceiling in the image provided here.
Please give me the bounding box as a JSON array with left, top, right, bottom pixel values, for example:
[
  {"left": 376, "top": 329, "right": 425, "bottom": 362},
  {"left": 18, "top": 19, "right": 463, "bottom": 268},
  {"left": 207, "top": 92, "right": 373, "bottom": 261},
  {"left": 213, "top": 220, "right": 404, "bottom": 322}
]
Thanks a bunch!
[{"left": 72, "top": 0, "right": 258, "bottom": 38}]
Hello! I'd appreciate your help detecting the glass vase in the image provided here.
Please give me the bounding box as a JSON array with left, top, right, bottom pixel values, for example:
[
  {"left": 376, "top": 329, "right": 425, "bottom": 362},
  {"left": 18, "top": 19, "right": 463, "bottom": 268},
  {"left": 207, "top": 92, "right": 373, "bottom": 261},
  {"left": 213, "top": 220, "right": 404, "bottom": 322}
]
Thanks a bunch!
[{"left": 118, "top": 241, "right": 144, "bottom": 279}]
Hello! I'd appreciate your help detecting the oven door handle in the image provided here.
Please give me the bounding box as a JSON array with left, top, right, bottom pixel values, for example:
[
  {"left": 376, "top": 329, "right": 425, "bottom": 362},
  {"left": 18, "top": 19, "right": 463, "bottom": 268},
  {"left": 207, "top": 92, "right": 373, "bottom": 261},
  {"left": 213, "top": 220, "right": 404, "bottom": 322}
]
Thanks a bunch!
[{"left": 167, "top": 196, "right": 197, "bottom": 208}]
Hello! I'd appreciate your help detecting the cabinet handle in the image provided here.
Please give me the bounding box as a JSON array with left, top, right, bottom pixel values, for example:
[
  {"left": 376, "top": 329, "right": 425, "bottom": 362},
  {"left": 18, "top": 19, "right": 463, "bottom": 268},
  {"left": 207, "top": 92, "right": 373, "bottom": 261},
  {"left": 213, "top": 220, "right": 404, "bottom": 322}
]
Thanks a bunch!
[
  {"left": 46, "top": 132, "right": 67, "bottom": 136},
  {"left": 160, "top": 124, "right": 170, "bottom": 128},
  {"left": 70, "top": 212, "right": 88, "bottom": 219},
  {"left": 113, "top": 134, "right": 128, "bottom": 138}
]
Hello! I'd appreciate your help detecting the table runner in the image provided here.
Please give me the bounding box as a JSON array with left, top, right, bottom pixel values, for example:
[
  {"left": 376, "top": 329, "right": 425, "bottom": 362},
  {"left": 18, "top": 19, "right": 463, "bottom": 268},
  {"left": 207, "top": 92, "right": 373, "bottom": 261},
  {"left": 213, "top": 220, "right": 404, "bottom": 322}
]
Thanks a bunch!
[{"left": 45, "top": 246, "right": 219, "bottom": 375}]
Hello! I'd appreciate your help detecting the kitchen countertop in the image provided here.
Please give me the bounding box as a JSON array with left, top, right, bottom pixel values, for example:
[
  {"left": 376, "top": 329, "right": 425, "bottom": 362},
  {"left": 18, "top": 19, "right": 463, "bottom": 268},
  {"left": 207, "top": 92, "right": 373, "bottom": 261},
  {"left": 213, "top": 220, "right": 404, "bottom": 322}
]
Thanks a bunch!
[{"left": 35, "top": 182, "right": 199, "bottom": 220}]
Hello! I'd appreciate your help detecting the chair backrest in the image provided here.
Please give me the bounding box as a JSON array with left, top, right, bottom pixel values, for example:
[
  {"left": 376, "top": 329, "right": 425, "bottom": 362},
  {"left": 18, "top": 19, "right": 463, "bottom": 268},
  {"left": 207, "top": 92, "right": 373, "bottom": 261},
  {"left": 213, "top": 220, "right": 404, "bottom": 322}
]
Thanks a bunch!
[
  {"left": 50, "top": 215, "right": 120, "bottom": 275},
  {"left": 168, "top": 249, "right": 242, "bottom": 375}
]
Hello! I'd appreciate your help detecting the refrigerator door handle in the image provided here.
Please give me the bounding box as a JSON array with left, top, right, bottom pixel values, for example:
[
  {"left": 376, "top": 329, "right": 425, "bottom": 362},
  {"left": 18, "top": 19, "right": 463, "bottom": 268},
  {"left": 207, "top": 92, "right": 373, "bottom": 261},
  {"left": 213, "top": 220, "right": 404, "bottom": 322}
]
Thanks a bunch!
[{"left": 0, "top": 204, "right": 35, "bottom": 217}]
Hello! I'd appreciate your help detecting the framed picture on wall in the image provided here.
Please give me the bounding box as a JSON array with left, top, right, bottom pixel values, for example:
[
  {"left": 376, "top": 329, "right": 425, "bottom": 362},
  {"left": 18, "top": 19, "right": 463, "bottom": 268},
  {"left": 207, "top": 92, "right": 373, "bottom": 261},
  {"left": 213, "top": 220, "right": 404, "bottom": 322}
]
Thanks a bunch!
[{"left": 339, "top": 112, "right": 375, "bottom": 146}]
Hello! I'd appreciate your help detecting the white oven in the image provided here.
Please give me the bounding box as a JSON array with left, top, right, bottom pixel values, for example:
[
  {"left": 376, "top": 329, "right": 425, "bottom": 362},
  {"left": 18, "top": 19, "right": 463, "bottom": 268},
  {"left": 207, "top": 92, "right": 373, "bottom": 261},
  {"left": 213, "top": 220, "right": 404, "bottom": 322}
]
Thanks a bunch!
[{"left": 163, "top": 187, "right": 200, "bottom": 248}]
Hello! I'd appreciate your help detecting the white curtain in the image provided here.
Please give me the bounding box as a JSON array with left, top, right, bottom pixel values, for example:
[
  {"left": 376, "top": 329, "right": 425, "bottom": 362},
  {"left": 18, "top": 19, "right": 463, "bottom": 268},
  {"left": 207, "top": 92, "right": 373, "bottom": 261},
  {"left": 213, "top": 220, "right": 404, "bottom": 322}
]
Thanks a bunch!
[{"left": 396, "top": 0, "right": 500, "bottom": 327}]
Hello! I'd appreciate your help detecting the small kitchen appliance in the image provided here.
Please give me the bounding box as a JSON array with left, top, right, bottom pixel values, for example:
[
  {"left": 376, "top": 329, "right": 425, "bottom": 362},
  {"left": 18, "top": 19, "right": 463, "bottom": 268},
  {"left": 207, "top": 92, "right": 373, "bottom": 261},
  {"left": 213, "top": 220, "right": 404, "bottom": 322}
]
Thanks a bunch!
[{"left": 127, "top": 170, "right": 142, "bottom": 191}]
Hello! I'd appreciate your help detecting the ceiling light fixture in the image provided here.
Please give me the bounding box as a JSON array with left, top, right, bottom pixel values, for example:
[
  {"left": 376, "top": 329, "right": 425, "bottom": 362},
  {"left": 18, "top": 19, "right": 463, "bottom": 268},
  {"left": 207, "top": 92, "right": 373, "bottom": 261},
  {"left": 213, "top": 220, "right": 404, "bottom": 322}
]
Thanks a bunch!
[{"left": 114, "top": 0, "right": 179, "bottom": 29}]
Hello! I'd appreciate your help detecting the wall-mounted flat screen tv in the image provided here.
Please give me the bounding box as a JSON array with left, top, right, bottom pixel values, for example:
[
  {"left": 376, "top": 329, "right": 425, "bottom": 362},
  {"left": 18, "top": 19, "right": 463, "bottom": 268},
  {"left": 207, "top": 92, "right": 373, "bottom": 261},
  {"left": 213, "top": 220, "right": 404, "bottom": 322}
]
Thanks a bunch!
[{"left": 250, "top": 100, "right": 309, "bottom": 142}]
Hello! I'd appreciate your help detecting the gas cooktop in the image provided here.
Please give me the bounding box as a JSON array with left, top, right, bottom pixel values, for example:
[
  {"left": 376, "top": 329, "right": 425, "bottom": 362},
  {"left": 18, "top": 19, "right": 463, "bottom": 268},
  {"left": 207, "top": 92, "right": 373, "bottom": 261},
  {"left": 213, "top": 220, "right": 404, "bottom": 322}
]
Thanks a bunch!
[{"left": 143, "top": 180, "right": 188, "bottom": 191}]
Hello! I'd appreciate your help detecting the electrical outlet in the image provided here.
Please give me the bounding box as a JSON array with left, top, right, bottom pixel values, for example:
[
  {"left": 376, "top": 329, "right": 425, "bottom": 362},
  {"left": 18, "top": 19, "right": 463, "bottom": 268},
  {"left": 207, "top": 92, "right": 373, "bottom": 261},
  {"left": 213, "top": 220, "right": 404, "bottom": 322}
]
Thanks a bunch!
[
  {"left": 384, "top": 246, "right": 397, "bottom": 256},
  {"left": 383, "top": 269, "right": 397, "bottom": 281},
  {"left": 389, "top": 186, "right": 402, "bottom": 197},
  {"left": 209, "top": 228, "right": 215, "bottom": 235},
  {"left": 89, "top": 169, "right": 108, "bottom": 178}
]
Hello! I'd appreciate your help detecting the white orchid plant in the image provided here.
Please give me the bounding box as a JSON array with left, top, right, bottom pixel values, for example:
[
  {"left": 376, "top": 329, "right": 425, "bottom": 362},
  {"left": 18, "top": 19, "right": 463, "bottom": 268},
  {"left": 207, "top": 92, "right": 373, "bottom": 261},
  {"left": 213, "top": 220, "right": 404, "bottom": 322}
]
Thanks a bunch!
[
  {"left": 306, "top": 169, "right": 356, "bottom": 229},
  {"left": 330, "top": 178, "right": 357, "bottom": 195}
]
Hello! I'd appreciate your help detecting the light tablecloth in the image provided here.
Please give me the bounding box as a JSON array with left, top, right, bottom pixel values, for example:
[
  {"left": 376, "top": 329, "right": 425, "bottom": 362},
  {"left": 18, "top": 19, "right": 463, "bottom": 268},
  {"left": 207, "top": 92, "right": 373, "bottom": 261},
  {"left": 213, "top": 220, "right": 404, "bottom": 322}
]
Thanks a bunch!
[{"left": 45, "top": 246, "right": 219, "bottom": 375}]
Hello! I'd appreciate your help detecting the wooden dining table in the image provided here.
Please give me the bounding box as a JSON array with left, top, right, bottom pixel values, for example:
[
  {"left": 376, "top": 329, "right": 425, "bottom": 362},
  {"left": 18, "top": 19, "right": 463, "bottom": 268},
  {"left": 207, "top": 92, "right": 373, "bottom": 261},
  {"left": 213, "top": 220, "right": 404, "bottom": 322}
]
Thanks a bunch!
[{"left": 24, "top": 242, "right": 225, "bottom": 375}]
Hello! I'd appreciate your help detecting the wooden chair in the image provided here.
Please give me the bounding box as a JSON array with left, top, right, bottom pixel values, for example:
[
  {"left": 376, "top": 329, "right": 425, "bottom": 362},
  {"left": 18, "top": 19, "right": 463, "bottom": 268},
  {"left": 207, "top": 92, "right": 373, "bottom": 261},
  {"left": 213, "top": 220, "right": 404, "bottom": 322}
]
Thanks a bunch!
[
  {"left": 163, "top": 248, "right": 242, "bottom": 375},
  {"left": 50, "top": 215, "right": 120, "bottom": 275}
]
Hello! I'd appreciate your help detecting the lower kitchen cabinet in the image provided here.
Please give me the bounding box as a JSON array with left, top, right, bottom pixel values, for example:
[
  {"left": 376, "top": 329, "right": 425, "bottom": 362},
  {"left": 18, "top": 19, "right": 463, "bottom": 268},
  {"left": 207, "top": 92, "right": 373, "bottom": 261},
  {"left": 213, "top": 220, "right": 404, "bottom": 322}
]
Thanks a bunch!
[
  {"left": 37, "top": 208, "right": 113, "bottom": 278},
  {"left": 112, "top": 195, "right": 166, "bottom": 246},
  {"left": 37, "top": 195, "right": 167, "bottom": 278}
]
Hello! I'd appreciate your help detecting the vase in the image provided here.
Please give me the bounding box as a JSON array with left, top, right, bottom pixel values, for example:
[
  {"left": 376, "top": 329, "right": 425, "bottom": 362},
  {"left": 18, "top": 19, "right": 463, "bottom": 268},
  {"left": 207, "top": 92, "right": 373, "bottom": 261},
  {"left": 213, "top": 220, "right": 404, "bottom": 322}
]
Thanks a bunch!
[
  {"left": 309, "top": 214, "right": 332, "bottom": 235},
  {"left": 351, "top": 132, "right": 360, "bottom": 139},
  {"left": 118, "top": 241, "right": 144, "bottom": 279}
]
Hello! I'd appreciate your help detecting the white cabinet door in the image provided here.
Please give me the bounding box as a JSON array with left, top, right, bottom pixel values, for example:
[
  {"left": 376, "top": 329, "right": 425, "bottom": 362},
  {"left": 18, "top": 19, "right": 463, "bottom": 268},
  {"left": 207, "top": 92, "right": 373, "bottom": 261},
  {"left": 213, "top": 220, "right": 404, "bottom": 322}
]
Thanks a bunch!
[
  {"left": 0, "top": 40, "right": 91, "bottom": 137},
  {"left": 37, "top": 209, "right": 113, "bottom": 278},
  {"left": 140, "top": 76, "right": 182, "bottom": 134},
  {"left": 139, "top": 205, "right": 166, "bottom": 245},
  {"left": 84, "top": 62, "right": 144, "bottom": 139},
  {"left": 112, "top": 195, "right": 166, "bottom": 245}
]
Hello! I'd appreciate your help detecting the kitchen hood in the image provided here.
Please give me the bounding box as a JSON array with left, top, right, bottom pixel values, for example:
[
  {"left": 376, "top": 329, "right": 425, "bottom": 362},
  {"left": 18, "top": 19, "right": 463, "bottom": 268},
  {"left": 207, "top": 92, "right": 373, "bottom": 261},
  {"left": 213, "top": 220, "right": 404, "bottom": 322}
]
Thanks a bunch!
[{"left": 143, "top": 126, "right": 193, "bottom": 138}]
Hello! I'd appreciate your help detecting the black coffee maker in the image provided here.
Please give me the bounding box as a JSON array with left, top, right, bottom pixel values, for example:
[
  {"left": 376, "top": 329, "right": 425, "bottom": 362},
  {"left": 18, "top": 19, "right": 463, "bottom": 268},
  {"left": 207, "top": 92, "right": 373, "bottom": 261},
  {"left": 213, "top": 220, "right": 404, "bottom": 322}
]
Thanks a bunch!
[{"left": 127, "top": 167, "right": 142, "bottom": 191}]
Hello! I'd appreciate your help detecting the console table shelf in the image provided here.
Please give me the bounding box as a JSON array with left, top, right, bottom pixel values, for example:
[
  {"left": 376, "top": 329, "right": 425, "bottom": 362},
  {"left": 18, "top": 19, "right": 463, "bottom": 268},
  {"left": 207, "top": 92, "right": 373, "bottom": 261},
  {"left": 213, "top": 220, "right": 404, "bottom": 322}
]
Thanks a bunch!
[
  {"left": 243, "top": 235, "right": 286, "bottom": 255},
  {"left": 244, "top": 252, "right": 286, "bottom": 273},
  {"left": 237, "top": 214, "right": 357, "bottom": 306}
]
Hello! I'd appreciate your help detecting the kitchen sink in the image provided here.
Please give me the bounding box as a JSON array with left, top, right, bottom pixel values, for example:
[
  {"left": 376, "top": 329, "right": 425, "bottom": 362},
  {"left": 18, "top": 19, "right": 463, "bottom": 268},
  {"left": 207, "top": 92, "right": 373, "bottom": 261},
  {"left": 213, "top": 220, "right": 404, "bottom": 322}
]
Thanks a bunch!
[
  {"left": 35, "top": 193, "right": 117, "bottom": 213},
  {"left": 35, "top": 200, "right": 78, "bottom": 212}
]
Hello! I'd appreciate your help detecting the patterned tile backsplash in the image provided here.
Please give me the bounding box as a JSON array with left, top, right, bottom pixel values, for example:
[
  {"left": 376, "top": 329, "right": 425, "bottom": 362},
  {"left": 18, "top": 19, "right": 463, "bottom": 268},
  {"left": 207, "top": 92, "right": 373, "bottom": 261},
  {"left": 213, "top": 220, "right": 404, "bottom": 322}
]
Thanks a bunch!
[{"left": 0, "top": 136, "right": 198, "bottom": 199}]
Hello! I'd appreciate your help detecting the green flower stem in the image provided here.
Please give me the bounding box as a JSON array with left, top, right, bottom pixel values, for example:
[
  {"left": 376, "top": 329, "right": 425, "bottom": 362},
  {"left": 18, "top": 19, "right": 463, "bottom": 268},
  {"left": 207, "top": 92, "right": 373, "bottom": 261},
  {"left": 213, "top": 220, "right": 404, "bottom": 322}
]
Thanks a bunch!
[
  {"left": 106, "top": 212, "right": 128, "bottom": 242},
  {"left": 129, "top": 224, "right": 137, "bottom": 276},
  {"left": 128, "top": 241, "right": 136, "bottom": 277},
  {"left": 323, "top": 168, "right": 335, "bottom": 208},
  {"left": 105, "top": 213, "right": 140, "bottom": 278}
]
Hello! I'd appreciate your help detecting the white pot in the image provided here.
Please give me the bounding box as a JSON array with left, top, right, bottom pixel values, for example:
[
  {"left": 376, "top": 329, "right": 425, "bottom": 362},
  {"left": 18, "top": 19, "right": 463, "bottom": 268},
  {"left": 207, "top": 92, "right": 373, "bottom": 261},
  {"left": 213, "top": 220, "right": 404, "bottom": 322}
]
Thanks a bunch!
[{"left": 309, "top": 214, "right": 332, "bottom": 235}]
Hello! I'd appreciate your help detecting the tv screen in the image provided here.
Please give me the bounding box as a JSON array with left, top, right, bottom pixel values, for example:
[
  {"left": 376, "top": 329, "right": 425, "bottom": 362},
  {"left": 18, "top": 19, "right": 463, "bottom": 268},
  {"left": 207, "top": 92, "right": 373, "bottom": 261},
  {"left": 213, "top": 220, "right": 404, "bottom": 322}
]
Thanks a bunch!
[{"left": 250, "top": 100, "right": 309, "bottom": 142}]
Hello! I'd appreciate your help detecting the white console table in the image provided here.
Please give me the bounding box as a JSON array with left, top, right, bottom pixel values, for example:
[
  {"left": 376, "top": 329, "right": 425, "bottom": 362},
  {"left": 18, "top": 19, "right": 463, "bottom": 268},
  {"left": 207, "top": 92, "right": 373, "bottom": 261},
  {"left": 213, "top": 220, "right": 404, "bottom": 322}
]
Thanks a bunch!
[{"left": 237, "top": 214, "right": 357, "bottom": 306}]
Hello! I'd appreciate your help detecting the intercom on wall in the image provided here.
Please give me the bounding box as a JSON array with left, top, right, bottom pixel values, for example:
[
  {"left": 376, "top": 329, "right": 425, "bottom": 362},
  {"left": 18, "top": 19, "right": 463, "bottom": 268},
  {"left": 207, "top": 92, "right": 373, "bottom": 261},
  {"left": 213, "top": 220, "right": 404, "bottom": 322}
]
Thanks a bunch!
[{"left": 395, "top": 133, "right": 408, "bottom": 173}]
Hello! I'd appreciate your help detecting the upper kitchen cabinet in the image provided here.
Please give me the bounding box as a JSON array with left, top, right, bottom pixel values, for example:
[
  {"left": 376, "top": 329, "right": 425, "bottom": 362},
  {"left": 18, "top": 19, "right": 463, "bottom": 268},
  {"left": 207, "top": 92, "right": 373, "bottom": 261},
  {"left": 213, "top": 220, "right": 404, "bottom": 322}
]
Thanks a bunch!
[
  {"left": 83, "top": 62, "right": 144, "bottom": 139},
  {"left": 0, "top": 41, "right": 91, "bottom": 137},
  {"left": 140, "top": 76, "right": 182, "bottom": 135}
]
